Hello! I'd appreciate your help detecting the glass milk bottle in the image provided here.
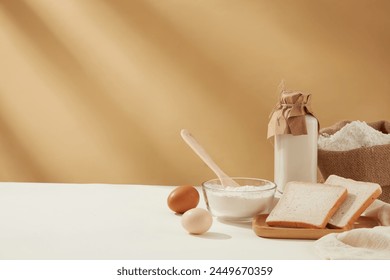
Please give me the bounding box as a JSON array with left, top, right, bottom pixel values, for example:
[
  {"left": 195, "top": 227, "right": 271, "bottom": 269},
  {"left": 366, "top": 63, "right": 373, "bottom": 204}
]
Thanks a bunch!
[
  {"left": 274, "top": 115, "right": 318, "bottom": 196},
  {"left": 268, "top": 91, "right": 318, "bottom": 196}
]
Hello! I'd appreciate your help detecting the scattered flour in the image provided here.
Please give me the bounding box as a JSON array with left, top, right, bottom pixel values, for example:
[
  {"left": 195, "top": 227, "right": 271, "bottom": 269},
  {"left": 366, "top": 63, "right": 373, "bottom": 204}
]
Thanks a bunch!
[{"left": 318, "top": 121, "right": 390, "bottom": 151}]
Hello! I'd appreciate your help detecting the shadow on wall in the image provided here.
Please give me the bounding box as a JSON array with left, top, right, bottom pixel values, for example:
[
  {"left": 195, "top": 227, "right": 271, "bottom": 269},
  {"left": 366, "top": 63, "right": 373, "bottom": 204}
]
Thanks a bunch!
[
  {"left": 0, "top": 0, "right": 271, "bottom": 184},
  {"left": 0, "top": 0, "right": 389, "bottom": 185}
]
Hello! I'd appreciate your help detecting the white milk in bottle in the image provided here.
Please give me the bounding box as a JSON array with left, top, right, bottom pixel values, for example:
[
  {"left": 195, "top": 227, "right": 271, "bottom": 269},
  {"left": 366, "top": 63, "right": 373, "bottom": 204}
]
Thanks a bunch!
[{"left": 268, "top": 90, "right": 318, "bottom": 196}]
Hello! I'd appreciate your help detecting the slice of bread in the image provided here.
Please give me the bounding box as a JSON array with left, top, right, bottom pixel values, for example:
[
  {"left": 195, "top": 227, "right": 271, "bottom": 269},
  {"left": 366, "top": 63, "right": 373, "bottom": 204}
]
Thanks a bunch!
[
  {"left": 325, "top": 175, "right": 382, "bottom": 229},
  {"left": 266, "top": 182, "right": 347, "bottom": 229}
]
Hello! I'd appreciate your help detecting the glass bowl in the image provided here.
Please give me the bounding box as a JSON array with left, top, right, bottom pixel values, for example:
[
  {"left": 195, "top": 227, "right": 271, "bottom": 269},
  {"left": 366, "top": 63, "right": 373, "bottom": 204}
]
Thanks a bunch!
[{"left": 202, "top": 177, "right": 276, "bottom": 221}]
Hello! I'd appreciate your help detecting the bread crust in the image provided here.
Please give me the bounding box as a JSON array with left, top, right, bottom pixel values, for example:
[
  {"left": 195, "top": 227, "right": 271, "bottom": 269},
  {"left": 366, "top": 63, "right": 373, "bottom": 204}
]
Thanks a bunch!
[
  {"left": 325, "top": 175, "right": 382, "bottom": 229},
  {"left": 327, "top": 186, "right": 382, "bottom": 229}
]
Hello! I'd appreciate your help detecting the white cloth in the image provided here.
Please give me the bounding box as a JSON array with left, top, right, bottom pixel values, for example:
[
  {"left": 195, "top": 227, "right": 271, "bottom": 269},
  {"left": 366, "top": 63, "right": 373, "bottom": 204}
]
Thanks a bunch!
[
  {"left": 364, "top": 199, "right": 390, "bottom": 226},
  {"left": 314, "top": 200, "right": 390, "bottom": 259}
]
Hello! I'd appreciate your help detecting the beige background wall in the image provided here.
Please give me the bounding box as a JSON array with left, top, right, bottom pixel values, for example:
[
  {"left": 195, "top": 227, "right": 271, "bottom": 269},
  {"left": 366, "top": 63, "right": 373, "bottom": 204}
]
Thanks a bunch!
[{"left": 0, "top": 0, "right": 389, "bottom": 185}]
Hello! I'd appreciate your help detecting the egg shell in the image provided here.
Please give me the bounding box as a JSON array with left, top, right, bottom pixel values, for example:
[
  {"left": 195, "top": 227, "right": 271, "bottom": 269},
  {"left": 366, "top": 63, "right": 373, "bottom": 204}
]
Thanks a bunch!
[
  {"left": 181, "top": 208, "right": 213, "bottom": 235},
  {"left": 167, "top": 185, "right": 199, "bottom": 214}
]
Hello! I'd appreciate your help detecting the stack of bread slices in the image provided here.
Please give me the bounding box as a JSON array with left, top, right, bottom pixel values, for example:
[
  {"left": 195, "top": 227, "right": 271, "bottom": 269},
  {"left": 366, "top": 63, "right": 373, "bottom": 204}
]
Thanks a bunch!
[{"left": 266, "top": 175, "right": 382, "bottom": 229}]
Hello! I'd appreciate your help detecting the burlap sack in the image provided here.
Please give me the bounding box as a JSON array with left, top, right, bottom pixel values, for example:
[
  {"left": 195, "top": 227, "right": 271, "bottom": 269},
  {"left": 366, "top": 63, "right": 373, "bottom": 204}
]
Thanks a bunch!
[{"left": 318, "top": 120, "right": 390, "bottom": 203}]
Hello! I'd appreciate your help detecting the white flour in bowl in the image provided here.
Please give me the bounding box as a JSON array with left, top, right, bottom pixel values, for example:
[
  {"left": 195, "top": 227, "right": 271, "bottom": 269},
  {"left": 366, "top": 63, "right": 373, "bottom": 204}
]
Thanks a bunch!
[
  {"left": 203, "top": 185, "right": 275, "bottom": 220},
  {"left": 318, "top": 121, "right": 390, "bottom": 151}
]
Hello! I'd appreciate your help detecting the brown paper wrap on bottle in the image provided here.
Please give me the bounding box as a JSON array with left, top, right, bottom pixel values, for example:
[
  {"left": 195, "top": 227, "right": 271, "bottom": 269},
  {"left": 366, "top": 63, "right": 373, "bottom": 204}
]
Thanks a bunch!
[
  {"left": 318, "top": 120, "right": 390, "bottom": 203},
  {"left": 267, "top": 91, "right": 318, "bottom": 139}
]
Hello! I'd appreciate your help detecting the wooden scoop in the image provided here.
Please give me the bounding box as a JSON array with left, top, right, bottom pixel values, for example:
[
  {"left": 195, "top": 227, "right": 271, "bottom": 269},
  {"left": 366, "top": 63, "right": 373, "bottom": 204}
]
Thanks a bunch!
[{"left": 180, "top": 129, "right": 240, "bottom": 188}]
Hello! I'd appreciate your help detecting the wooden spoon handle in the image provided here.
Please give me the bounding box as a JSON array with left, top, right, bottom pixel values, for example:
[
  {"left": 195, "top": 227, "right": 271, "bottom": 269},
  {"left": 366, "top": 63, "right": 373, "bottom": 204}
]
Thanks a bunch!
[{"left": 180, "top": 129, "right": 239, "bottom": 187}]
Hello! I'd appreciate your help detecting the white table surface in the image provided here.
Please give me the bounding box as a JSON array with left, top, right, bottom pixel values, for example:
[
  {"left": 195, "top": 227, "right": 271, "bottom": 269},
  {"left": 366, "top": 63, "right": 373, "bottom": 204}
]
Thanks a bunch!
[{"left": 0, "top": 182, "right": 319, "bottom": 260}]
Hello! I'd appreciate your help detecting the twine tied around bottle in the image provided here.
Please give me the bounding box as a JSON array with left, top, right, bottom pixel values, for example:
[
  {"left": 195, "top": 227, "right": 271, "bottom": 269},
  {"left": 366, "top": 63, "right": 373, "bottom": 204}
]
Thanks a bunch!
[{"left": 267, "top": 90, "right": 317, "bottom": 138}]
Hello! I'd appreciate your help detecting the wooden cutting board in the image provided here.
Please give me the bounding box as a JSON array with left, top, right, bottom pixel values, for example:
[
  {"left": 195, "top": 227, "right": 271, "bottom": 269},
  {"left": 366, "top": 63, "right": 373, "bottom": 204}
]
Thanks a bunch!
[{"left": 252, "top": 214, "right": 380, "bottom": 240}]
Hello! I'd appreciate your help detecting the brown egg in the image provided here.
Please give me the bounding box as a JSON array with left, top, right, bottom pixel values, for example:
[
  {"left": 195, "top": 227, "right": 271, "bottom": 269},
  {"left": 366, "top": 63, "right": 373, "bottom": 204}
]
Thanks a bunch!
[
  {"left": 181, "top": 208, "right": 213, "bottom": 234},
  {"left": 167, "top": 185, "right": 199, "bottom": 214}
]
